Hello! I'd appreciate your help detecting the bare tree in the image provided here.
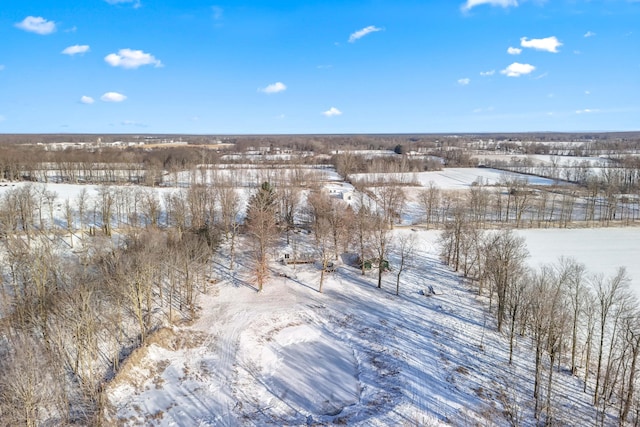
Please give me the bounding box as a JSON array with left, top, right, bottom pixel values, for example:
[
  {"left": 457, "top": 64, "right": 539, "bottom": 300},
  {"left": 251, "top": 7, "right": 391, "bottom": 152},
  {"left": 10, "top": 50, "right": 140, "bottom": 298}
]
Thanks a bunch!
[
  {"left": 483, "top": 230, "right": 529, "bottom": 332},
  {"left": 98, "top": 186, "right": 114, "bottom": 236},
  {"left": 556, "top": 257, "right": 587, "bottom": 375},
  {"left": 64, "top": 198, "right": 75, "bottom": 248},
  {"left": 374, "top": 185, "right": 406, "bottom": 228},
  {"left": 0, "top": 333, "right": 67, "bottom": 427},
  {"left": 75, "top": 187, "right": 89, "bottom": 234},
  {"left": 593, "top": 267, "right": 630, "bottom": 405},
  {"left": 527, "top": 264, "right": 567, "bottom": 421},
  {"left": 216, "top": 184, "right": 242, "bottom": 270},
  {"left": 506, "top": 272, "right": 528, "bottom": 365},
  {"left": 418, "top": 182, "right": 441, "bottom": 228},
  {"left": 372, "top": 212, "right": 393, "bottom": 290},
  {"left": 314, "top": 215, "right": 333, "bottom": 293},
  {"left": 353, "top": 194, "right": 374, "bottom": 276},
  {"left": 141, "top": 188, "right": 161, "bottom": 228},
  {"left": 620, "top": 309, "right": 640, "bottom": 424},
  {"left": 394, "top": 233, "right": 415, "bottom": 296},
  {"left": 278, "top": 185, "right": 300, "bottom": 245}
]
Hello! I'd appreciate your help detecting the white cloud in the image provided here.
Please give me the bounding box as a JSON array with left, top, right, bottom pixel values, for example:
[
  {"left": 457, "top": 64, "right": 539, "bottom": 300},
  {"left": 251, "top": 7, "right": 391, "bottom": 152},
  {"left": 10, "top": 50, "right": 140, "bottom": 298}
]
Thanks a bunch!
[
  {"left": 105, "top": 0, "right": 141, "bottom": 8},
  {"left": 322, "top": 107, "right": 342, "bottom": 117},
  {"left": 105, "top": 49, "right": 162, "bottom": 69},
  {"left": 0, "top": 115, "right": 5, "bottom": 123},
  {"left": 480, "top": 70, "right": 495, "bottom": 76},
  {"left": 62, "top": 45, "right": 90, "bottom": 56},
  {"left": 15, "top": 16, "right": 56, "bottom": 35},
  {"left": 462, "top": 0, "right": 518, "bottom": 12},
  {"left": 585, "top": 90, "right": 591, "bottom": 95},
  {"left": 520, "top": 36, "right": 562, "bottom": 53},
  {"left": 576, "top": 108, "right": 599, "bottom": 114},
  {"left": 500, "top": 62, "right": 536, "bottom": 77},
  {"left": 0, "top": 65, "right": 5, "bottom": 71},
  {"left": 259, "top": 82, "right": 287, "bottom": 94},
  {"left": 458, "top": 78, "right": 471, "bottom": 86},
  {"left": 100, "top": 92, "right": 127, "bottom": 102},
  {"left": 584, "top": 31, "right": 596, "bottom": 38},
  {"left": 507, "top": 46, "right": 522, "bottom": 55},
  {"left": 212, "top": 6, "right": 223, "bottom": 20},
  {"left": 349, "top": 26, "right": 382, "bottom": 43},
  {"left": 80, "top": 96, "right": 95, "bottom": 104}
]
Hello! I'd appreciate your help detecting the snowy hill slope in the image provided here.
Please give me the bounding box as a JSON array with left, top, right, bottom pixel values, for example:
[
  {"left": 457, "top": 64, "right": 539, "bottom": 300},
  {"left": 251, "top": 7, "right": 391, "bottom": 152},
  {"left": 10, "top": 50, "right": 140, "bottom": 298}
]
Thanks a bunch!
[{"left": 106, "top": 230, "right": 601, "bottom": 426}]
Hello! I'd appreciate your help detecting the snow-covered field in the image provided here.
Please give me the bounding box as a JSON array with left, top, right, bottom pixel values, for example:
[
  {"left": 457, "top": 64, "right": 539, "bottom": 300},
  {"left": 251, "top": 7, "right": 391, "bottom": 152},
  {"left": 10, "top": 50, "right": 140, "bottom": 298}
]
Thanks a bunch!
[
  {"left": 473, "top": 154, "right": 612, "bottom": 167},
  {"left": 516, "top": 227, "right": 640, "bottom": 295},
  {"left": 350, "top": 168, "right": 556, "bottom": 190},
  {"left": 105, "top": 230, "right": 601, "bottom": 426}
]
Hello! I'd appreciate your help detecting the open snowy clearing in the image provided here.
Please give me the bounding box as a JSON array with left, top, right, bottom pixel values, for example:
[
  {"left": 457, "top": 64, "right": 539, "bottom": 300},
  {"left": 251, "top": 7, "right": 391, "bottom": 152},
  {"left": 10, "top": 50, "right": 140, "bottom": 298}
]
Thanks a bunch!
[
  {"left": 516, "top": 227, "right": 640, "bottom": 296},
  {"left": 350, "top": 168, "right": 557, "bottom": 190},
  {"left": 106, "top": 230, "right": 602, "bottom": 426},
  {"left": 472, "top": 154, "right": 612, "bottom": 167}
]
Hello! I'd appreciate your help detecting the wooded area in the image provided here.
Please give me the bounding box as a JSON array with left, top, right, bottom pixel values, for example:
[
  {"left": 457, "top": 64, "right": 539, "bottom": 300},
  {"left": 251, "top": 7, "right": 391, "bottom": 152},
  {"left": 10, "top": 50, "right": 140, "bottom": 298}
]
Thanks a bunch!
[{"left": 2, "top": 132, "right": 640, "bottom": 425}]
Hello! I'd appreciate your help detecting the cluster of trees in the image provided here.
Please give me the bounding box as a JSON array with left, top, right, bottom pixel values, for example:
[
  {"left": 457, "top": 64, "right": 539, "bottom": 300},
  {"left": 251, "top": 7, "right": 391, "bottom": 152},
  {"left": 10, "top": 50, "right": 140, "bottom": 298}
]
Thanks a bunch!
[
  {"left": 242, "top": 180, "right": 411, "bottom": 295},
  {"left": 440, "top": 227, "right": 640, "bottom": 425},
  {"left": 333, "top": 152, "right": 443, "bottom": 180},
  {"left": 487, "top": 155, "right": 640, "bottom": 194},
  {"left": 0, "top": 173, "right": 416, "bottom": 425},
  {"left": 416, "top": 177, "right": 640, "bottom": 229},
  {"left": 0, "top": 184, "right": 246, "bottom": 424},
  {"left": 0, "top": 144, "right": 227, "bottom": 185},
  {"left": 0, "top": 229, "right": 211, "bottom": 425}
]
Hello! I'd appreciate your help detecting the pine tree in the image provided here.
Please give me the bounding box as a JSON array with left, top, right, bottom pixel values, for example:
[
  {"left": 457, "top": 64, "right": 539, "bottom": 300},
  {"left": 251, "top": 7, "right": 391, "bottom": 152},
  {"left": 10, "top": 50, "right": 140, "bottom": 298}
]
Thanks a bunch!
[{"left": 246, "top": 182, "right": 278, "bottom": 292}]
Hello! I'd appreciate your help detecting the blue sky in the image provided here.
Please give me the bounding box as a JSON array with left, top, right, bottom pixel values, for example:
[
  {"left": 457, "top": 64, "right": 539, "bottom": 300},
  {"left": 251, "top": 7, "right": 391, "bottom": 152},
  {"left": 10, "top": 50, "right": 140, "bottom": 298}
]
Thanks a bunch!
[{"left": 1, "top": 0, "right": 639, "bottom": 134}]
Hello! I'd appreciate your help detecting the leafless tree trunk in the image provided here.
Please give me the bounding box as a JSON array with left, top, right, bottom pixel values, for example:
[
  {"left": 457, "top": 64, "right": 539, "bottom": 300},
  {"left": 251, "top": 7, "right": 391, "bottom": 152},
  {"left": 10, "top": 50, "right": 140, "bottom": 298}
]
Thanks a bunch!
[
  {"left": 372, "top": 212, "right": 392, "bottom": 289},
  {"left": 418, "top": 182, "right": 440, "bottom": 228},
  {"left": 394, "top": 233, "right": 415, "bottom": 296},
  {"left": 484, "top": 230, "right": 529, "bottom": 332},
  {"left": 593, "top": 267, "right": 631, "bottom": 404}
]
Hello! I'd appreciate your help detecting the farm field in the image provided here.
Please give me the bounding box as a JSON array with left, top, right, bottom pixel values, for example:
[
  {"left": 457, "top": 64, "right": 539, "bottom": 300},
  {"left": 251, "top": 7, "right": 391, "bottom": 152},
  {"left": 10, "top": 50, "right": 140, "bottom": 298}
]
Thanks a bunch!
[
  {"left": 350, "top": 167, "right": 557, "bottom": 189},
  {"left": 516, "top": 227, "right": 640, "bottom": 295}
]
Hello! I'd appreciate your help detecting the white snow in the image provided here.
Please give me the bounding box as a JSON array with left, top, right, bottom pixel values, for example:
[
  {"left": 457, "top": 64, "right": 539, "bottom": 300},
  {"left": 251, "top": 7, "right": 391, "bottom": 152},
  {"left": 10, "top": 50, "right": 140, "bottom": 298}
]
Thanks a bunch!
[
  {"left": 0, "top": 179, "right": 631, "bottom": 425},
  {"left": 516, "top": 227, "right": 640, "bottom": 296},
  {"left": 350, "top": 168, "right": 557, "bottom": 190},
  {"left": 105, "top": 229, "right": 604, "bottom": 426}
]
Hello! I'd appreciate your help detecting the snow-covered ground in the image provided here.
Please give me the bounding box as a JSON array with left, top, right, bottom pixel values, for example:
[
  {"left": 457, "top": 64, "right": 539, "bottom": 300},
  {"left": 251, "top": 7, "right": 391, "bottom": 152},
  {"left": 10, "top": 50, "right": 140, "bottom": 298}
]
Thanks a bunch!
[
  {"left": 2, "top": 179, "right": 633, "bottom": 425},
  {"left": 472, "top": 154, "right": 612, "bottom": 167},
  {"left": 105, "top": 230, "right": 602, "bottom": 426},
  {"left": 516, "top": 227, "right": 640, "bottom": 296},
  {"left": 350, "top": 168, "right": 557, "bottom": 190}
]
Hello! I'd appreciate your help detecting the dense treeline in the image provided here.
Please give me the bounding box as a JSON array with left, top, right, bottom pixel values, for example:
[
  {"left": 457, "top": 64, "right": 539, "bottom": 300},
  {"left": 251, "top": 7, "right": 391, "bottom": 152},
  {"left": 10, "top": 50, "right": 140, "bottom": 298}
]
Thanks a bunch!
[
  {"left": 413, "top": 176, "right": 640, "bottom": 229},
  {"left": 0, "top": 229, "right": 211, "bottom": 425},
  {"left": 0, "top": 185, "right": 234, "bottom": 424}
]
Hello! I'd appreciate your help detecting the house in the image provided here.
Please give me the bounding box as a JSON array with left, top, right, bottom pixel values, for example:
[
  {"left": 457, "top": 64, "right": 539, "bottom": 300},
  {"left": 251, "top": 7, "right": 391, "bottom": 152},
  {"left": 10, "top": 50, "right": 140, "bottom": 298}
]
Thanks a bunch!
[{"left": 279, "top": 249, "right": 315, "bottom": 265}]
